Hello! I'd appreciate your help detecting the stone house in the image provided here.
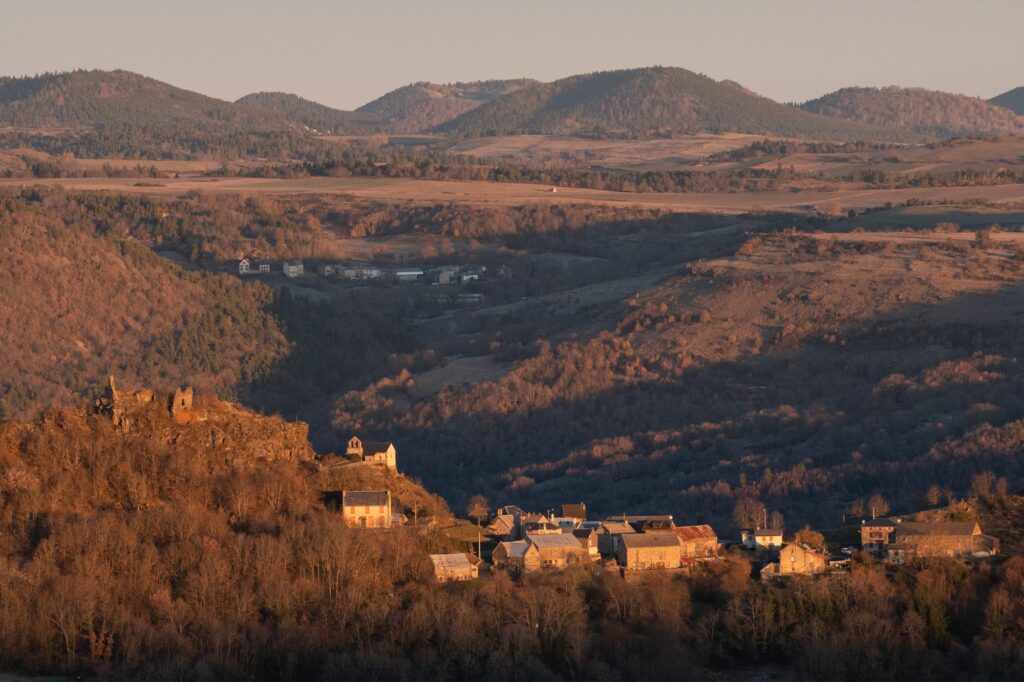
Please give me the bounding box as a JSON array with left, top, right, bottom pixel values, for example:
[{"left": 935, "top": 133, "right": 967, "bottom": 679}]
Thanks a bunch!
[
  {"left": 527, "top": 533, "right": 590, "bottom": 569},
  {"left": 674, "top": 525, "right": 719, "bottom": 559},
  {"left": 283, "top": 260, "right": 304, "bottom": 278},
  {"left": 777, "top": 544, "right": 827, "bottom": 575},
  {"left": 492, "top": 540, "right": 540, "bottom": 576},
  {"left": 238, "top": 258, "right": 252, "bottom": 275},
  {"left": 860, "top": 518, "right": 899, "bottom": 554},
  {"left": 617, "top": 532, "right": 683, "bottom": 570},
  {"left": 346, "top": 436, "right": 397, "bottom": 470},
  {"left": 341, "top": 490, "right": 392, "bottom": 528},
  {"left": 598, "top": 521, "right": 637, "bottom": 557},
  {"left": 572, "top": 527, "right": 600, "bottom": 558},
  {"left": 429, "top": 553, "right": 479, "bottom": 582}
]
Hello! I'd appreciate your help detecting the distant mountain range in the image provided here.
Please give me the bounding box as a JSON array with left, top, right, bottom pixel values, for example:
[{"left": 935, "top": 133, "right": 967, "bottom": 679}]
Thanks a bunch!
[
  {"left": 2, "top": 67, "right": 1022, "bottom": 144},
  {"left": 991, "top": 86, "right": 1024, "bottom": 115},
  {"left": 435, "top": 67, "right": 909, "bottom": 141},
  {"left": 800, "top": 86, "right": 1024, "bottom": 138}
]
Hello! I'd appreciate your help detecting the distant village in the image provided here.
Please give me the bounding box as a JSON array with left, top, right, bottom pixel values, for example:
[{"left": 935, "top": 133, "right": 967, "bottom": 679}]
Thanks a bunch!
[
  {"left": 326, "top": 437, "right": 1002, "bottom": 584},
  {"left": 237, "top": 256, "right": 497, "bottom": 304}
]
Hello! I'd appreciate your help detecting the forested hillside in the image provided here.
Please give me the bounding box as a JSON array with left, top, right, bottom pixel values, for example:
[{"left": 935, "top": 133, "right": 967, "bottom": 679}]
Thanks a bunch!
[
  {"left": 437, "top": 67, "right": 912, "bottom": 141},
  {"left": 235, "top": 91, "right": 379, "bottom": 134},
  {"left": 334, "top": 229, "right": 1024, "bottom": 532},
  {"left": 991, "top": 86, "right": 1024, "bottom": 115},
  {"left": 801, "top": 86, "right": 1024, "bottom": 137},
  {"left": 356, "top": 79, "right": 537, "bottom": 132},
  {"left": 0, "top": 70, "right": 289, "bottom": 133},
  {"left": 0, "top": 189, "right": 416, "bottom": 423}
]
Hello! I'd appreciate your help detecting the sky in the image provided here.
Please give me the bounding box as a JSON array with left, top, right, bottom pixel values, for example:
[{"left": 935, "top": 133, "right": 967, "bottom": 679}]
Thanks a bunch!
[{"left": 1, "top": 0, "right": 1021, "bottom": 110}]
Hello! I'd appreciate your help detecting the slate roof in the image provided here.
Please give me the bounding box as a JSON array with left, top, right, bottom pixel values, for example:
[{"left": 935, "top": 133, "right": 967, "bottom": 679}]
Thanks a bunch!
[
  {"left": 527, "top": 533, "right": 586, "bottom": 550},
  {"left": 498, "top": 540, "right": 532, "bottom": 559},
  {"left": 754, "top": 528, "right": 784, "bottom": 537},
  {"left": 599, "top": 522, "right": 636, "bottom": 535},
  {"left": 361, "top": 441, "right": 394, "bottom": 455},
  {"left": 620, "top": 532, "right": 681, "bottom": 549},
  {"left": 430, "top": 553, "right": 475, "bottom": 572},
  {"left": 342, "top": 490, "right": 390, "bottom": 506}
]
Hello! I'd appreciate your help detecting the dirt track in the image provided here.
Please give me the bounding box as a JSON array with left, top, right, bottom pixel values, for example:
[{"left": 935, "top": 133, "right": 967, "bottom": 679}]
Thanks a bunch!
[{"left": 5, "top": 176, "right": 1024, "bottom": 214}]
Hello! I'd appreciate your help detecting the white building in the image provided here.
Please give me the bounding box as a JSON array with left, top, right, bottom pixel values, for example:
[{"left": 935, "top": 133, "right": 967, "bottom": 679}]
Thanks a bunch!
[{"left": 283, "top": 260, "right": 304, "bottom": 278}]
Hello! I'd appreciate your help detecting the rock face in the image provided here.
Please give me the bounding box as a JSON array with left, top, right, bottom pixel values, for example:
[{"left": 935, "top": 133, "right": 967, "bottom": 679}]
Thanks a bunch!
[{"left": 87, "top": 377, "right": 315, "bottom": 467}]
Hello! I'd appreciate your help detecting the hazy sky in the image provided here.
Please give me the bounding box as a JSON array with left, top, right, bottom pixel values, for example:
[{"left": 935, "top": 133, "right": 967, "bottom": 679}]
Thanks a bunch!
[{"left": 2, "top": 0, "right": 1021, "bottom": 109}]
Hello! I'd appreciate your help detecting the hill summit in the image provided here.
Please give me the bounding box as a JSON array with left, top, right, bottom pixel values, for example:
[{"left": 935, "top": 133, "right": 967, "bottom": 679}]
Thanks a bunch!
[
  {"left": 355, "top": 79, "right": 538, "bottom": 133},
  {"left": 800, "top": 86, "right": 1024, "bottom": 137},
  {"left": 991, "top": 86, "right": 1024, "bottom": 115},
  {"left": 0, "top": 69, "right": 289, "bottom": 132},
  {"left": 234, "top": 91, "right": 378, "bottom": 134}
]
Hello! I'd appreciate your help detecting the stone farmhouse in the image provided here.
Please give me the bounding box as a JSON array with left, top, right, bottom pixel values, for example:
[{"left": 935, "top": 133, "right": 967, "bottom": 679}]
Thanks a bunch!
[
  {"left": 345, "top": 436, "right": 397, "bottom": 470},
  {"left": 429, "top": 553, "right": 479, "bottom": 582},
  {"left": 341, "top": 490, "right": 392, "bottom": 529},
  {"left": 617, "top": 532, "right": 683, "bottom": 571},
  {"left": 761, "top": 544, "right": 828, "bottom": 579},
  {"left": 861, "top": 518, "right": 999, "bottom": 562},
  {"left": 492, "top": 540, "right": 538, "bottom": 576},
  {"left": 562, "top": 503, "right": 587, "bottom": 522},
  {"left": 528, "top": 532, "right": 591, "bottom": 569}
]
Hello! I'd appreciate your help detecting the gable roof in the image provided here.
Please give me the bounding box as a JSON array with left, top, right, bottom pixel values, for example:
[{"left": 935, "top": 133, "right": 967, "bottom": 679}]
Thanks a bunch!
[
  {"left": 781, "top": 543, "right": 825, "bottom": 557},
  {"left": 675, "top": 525, "right": 718, "bottom": 541},
  {"left": 342, "top": 490, "right": 390, "bottom": 507},
  {"left": 527, "top": 533, "right": 586, "bottom": 551},
  {"left": 497, "top": 540, "right": 534, "bottom": 559},
  {"left": 361, "top": 441, "right": 394, "bottom": 455},
  {"left": 620, "top": 532, "right": 682, "bottom": 550},
  {"left": 429, "top": 553, "right": 474, "bottom": 572},
  {"left": 862, "top": 518, "right": 899, "bottom": 527}
]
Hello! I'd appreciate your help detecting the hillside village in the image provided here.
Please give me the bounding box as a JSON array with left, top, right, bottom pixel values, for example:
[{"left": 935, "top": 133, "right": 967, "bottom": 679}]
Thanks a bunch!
[{"left": 327, "top": 436, "right": 1005, "bottom": 584}]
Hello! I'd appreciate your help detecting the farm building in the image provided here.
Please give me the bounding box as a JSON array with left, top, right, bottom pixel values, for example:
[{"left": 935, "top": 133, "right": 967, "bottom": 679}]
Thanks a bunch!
[
  {"left": 675, "top": 525, "right": 719, "bottom": 559},
  {"left": 617, "top": 532, "right": 683, "bottom": 571},
  {"left": 429, "top": 553, "right": 479, "bottom": 582},
  {"left": 885, "top": 521, "right": 999, "bottom": 562},
  {"left": 345, "top": 436, "right": 397, "bottom": 470},
  {"left": 341, "top": 490, "right": 392, "bottom": 529},
  {"left": 527, "top": 533, "right": 591, "bottom": 569},
  {"left": 606, "top": 514, "right": 675, "bottom": 532}
]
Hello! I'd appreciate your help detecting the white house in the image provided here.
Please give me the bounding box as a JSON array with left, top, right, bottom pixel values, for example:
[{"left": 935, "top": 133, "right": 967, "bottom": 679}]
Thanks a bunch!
[
  {"left": 238, "top": 258, "right": 252, "bottom": 275},
  {"left": 283, "top": 260, "right": 304, "bottom": 278}
]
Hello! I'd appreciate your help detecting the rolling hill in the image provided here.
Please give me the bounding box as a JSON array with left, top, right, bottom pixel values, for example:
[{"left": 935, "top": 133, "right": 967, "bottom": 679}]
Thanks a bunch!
[
  {"left": 235, "top": 91, "right": 379, "bottom": 134},
  {"left": 991, "top": 86, "right": 1024, "bottom": 115},
  {"left": 801, "top": 86, "right": 1024, "bottom": 137},
  {"left": 0, "top": 69, "right": 290, "bottom": 132},
  {"left": 436, "top": 67, "right": 911, "bottom": 141},
  {"left": 356, "top": 79, "right": 537, "bottom": 133}
]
